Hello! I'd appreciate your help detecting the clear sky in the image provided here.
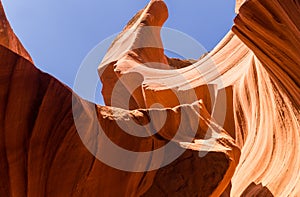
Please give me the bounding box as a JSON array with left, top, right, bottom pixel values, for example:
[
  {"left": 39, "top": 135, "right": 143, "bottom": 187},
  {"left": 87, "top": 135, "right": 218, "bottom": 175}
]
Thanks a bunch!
[{"left": 2, "top": 0, "right": 236, "bottom": 103}]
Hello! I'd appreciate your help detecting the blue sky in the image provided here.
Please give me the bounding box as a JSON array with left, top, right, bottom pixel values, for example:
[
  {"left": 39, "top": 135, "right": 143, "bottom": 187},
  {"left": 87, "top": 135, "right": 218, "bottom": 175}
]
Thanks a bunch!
[{"left": 2, "top": 0, "right": 236, "bottom": 103}]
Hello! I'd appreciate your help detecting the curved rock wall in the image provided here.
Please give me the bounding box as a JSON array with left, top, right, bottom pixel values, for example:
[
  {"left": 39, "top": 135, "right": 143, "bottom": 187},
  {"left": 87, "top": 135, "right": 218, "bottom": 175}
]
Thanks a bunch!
[{"left": 0, "top": 0, "right": 299, "bottom": 196}]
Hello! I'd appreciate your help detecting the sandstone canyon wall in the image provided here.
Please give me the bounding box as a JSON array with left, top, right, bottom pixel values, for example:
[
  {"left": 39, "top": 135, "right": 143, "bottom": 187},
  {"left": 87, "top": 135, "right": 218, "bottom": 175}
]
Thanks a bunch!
[{"left": 0, "top": 0, "right": 299, "bottom": 196}]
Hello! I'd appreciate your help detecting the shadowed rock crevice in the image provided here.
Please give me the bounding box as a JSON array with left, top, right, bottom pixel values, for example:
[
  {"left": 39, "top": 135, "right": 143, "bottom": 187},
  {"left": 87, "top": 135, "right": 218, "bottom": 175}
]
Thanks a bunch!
[{"left": 241, "top": 182, "right": 274, "bottom": 197}]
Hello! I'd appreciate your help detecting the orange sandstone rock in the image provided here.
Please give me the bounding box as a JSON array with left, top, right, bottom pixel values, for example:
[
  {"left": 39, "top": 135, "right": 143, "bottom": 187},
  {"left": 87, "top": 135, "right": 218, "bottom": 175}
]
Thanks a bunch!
[
  {"left": 0, "top": 1, "right": 240, "bottom": 196},
  {"left": 1, "top": 0, "right": 300, "bottom": 196}
]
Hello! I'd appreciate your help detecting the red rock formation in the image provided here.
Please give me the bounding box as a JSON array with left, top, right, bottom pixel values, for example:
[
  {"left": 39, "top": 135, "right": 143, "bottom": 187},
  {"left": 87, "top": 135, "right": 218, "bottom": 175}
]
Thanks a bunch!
[
  {"left": 99, "top": 0, "right": 300, "bottom": 196},
  {"left": 0, "top": 1, "right": 240, "bottom": 196},
  {"left": 235, "top": 0, "right": 245, "bottom": 13},
  {"left": 0, "top": 29, "right": 239, "bottom": 197},
  {"left": 231, "top": 0, "right": 300, "bottom": 195},
  {"left": 0, "top": 3, "right": 32, "bottom": 63},
  {"left": 0, "top": 0, "right": 299, "bottom": 196}
]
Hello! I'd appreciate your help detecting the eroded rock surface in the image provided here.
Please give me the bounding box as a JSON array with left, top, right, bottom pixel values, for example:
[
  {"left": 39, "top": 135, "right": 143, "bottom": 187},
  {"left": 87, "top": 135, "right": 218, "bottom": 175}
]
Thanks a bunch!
[
  {"left": 0, "top": 1, "right": 239, "bottom": 196},
  {"left": 0, "top": 0, "right": 299, "bottom": 196}
]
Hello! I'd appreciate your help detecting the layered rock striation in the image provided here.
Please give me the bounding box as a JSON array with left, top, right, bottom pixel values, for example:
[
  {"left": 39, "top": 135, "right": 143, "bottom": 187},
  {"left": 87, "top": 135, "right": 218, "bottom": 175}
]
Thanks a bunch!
[{"left": 0, "top": 0, "right": 299, "bottom": 196}]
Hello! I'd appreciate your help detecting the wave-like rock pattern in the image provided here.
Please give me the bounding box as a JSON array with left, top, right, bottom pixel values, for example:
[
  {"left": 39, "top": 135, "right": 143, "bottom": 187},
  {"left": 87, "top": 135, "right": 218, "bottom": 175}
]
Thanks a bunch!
[
  {"left": 0, "top": 0, "right": 299, "bottom": 196},
  {"left": 99, "top": 0, "right": 300, "bottom": 196},
  {"left": 0, "top": 22, "right": 239, "bottom": 197},
  {"left": 232, "top": 0, "right": 300, "bottom": 195},
  {"left": 0, "top": 1, "right": 239, "bottom": 196}
]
